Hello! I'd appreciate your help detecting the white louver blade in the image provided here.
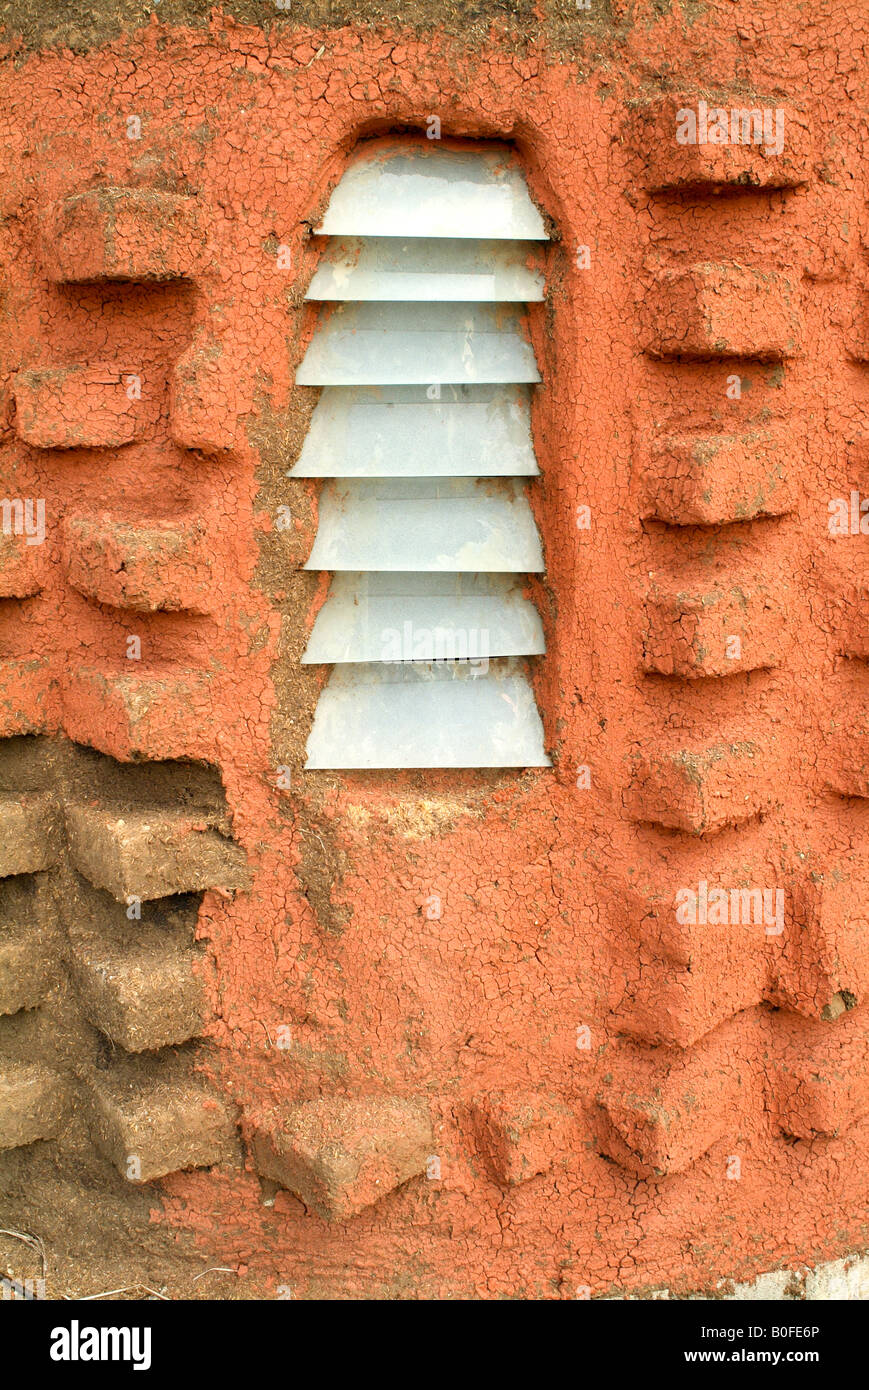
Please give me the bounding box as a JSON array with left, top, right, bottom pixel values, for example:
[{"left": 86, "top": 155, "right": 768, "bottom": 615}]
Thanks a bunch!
[
  {"left": 315, "top": 139, "right": 549, "bottom": 242},
  {"left": 295, "top": 302, "right": 541, "bottom": 386},
  {"left": 303, "top": 572, "right": 545, "bottom": 664},
  {"left": 304, "top": 479, "right": 544, "bottom": 573},
  {"left": 305, "top": 660, "right": 551, "bottom": 769},
  {"left": 289, "top": 385, "right": 539, "bottom": 478},
  {"left": 306, "top": 238, "right": 545, "bottom": 302}
]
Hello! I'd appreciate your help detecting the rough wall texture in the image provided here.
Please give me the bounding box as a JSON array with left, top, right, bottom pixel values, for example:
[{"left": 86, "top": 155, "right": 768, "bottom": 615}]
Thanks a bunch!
[{"left": 0, "top": 0, "right": 868, "bottom": 1300}]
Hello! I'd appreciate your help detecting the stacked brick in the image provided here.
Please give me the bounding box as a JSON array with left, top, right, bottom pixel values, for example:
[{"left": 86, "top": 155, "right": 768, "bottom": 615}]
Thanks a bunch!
[
  {"left": 0, "top": 188, "right": 248, "bottom": 1183},
  {"left": 594, "top": 95, "right": 869, "bottom": 1179}
]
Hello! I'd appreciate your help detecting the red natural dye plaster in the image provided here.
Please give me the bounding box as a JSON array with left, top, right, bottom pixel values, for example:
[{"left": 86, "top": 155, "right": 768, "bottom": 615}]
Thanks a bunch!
[{"left": 1, "top": 2, "right": 867, "bottom": 1299}]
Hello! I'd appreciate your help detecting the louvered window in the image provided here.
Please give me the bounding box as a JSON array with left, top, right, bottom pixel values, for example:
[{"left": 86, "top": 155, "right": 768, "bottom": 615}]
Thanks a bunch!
[{"left": 292, "top": 139, "right": 551, "bottom": 770}]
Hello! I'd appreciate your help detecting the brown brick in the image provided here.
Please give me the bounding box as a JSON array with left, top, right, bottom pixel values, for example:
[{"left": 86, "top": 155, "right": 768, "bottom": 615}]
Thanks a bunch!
[
  {"left": 65, "top": 803, "right": 248, "bottom": 902},
  {"left": 251, "top": 1094, "right": 433, "bottom": 1220},
  {"left": 88, "top": 1056, "right": 237, "bottom": 1182},
  {"left": 0, "top": 1062, "right": 66, "bottom": 1149},
  {"left": 67, "top": 914, "right": 205, "bottom": 1052},
  {"left": 0, "top": 930, "right": 51, "bottom": 1016},
  {"left": 0, "top": 794, "right": 59, "bottom": 877}
]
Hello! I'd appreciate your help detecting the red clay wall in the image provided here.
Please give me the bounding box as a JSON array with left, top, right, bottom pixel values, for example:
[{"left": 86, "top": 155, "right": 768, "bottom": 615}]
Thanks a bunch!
[{"left": 0, "top": 0, "right": 867, "bottom": 1299}]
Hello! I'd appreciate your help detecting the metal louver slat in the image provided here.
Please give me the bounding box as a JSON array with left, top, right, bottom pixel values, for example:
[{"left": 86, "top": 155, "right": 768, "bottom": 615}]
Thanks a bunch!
[
  {"left": 295, "top": 303, "right": 541, "bottom": 386},
  {"left": 302, "top": 572, "right": 545, "bottom": 664},
  {"left": 289, "top": 386, "right": 539, "bottom": 478},
  {"left": 304, "top": 479, "right": 544, "bottom": 573},
  {"left": 306, "top": 238, "right": 545, "bottom": 302},
  {"left": 304, "top": 660, "right": 551, "bottom": 769},
  {"left": 315, "top": 140, "right": 549, "bottom": 242}
]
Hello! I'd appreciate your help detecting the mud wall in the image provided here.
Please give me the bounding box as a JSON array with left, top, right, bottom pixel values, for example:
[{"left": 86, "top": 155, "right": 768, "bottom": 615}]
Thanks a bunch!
[{"left": 0, "top": 0, "right": 867, "bottom": 1299}]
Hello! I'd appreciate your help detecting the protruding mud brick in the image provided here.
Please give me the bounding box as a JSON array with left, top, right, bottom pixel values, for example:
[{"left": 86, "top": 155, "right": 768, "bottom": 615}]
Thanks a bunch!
[
  {"left": 640, "top": 428, "right": 797, "bottom": 526},
  {"left": 0, "top": 794, "right": 59, "bottom": 877},
  {"left": 629, "top": 96, "right": 813, "bottom": 193},
  {"left": 608, "top": 865, "right": 773, "bottom": 1047},
  {"left": 626, "top": 735, "right": 782, "bottom": 834},
  {"left": 0, "top": 877, "right": 52, "bottom": 1015},
  {"left": 593, "top": 1035, "right": 740, "bottom": 1177},
  {"left": 470, "top": 1088, "right": 573, "bottom": 1186},
  {"left": 40, "top": 187, "right": 205, "bottom": 283},
  {"left": 776, "top": 868, "right": 868, "bottom": 1017},
  {"left": 771, "top": 1008, "right": 869, "bottom": 1139},
  {"left": 88, "top": 1056, "right": 237, "bottom": 1181},
  {"left": 0, "top": 528, "right": 46, "bottom": 598},
  {"left": 640, "top": 263, "right": 802, "bottom": 360},
  {"left": 802, "top": 184, "right": 856, "bottom": 283},
  {"left": 170, "top": 337, "right": 241, "bottom": 453},
  {"left": 0, "top": 657, "right": 55, "bottom": 737},
  {"left": 67, "top": 911, "right": 205, "bottom": 1052},
  {"left": 840, "top": 580, "right": 869, "bottom": 661},
  {"left": 14, "top": 364, "right": 151, "bottom": 449},
  {"left": 844, "top": 297, "right": 869, "bottom": 363},
  {"left": 0, "top": 1061, "right": 65, "bottom": 1149},
  {"left": 823, "top": 702, "right": 869, "bottom": 799},
  {"left": 63, "top": 514, "right": 212, "bottom": 612},
  {"left": 251, "top": 1094, "right": 433, "bottom": 1220},
  {"left": 62, "top": 666, "right": 214, "bottom": 763},
  {"left": 0, "top": 929, "right": 50, "bottom": 1015},
  {"left": 65, "top": 803, "right": 248, "bottom": 903},
  {"left": 643, "top": 576, "right": 785, "bottom": 678}
]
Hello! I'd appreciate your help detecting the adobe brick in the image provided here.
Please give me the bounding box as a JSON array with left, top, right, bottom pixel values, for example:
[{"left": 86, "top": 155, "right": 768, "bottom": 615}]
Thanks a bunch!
[
  {"left": 62, "top": 665, "right": 214, "bottom": 762},
  {"left": 250, "top": 1094, "right": 433, "bottom": 1220},
  {"left": 169, "top": 337, "right": 241, "bottom": 454},
  {"left": 470, "top": 1088, "right": 573, "bottom": 1186},
  {"left": 40, "top": 187, "right": 205, "bottom": 284},
  {"left": 0, "top": 530, "right": 45, "bottom": 598},
  {"left": 640, "top": 428, "right": 797, "bottom": 526},
  {"left": 771, "top": 1007, "right": 869, "bottom": 1138},
  {"left": 64, "top": 803, "right": 249, "bottom": 902},
  {"left": 14, "top": 364, "right": 151, "bottom": 449},
  {"left": 0, "top": 657, "right": 56, "bottom": 737},
  {"left": 62, "top": 514, "right": 212, "bottom": 613},
  {"left": 626, "top": 736, "right": 783, "bottom": 834},
  {"left": 642, "top": 576, "right": 786, "bottom": 678},
  {"left": 0, "top": 1062, "right": 66, "bottom": 1149},
  {"left": 67, "top": 917, "right": 205, "bottom": 1052},
  {"left": 640, "top": 262, "right": 802, "bottom": 360},
  {"left": 629, "top": 96, "right": 813, "bottom": 193},
  {"left": 0, "top": 794, "right": 59, "bottom": 878},
  {"left": 594, "top": 1035, "right": 741, "bottom": 1177},
  {"left": 88, "top": 1057, "right": 237, "bottom": 1182}
]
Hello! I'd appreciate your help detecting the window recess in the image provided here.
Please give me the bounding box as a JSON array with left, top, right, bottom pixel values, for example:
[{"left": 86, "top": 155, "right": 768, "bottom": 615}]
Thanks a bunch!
[{"left": 291, "top": 139, "right": 552, "bottom": 771}]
